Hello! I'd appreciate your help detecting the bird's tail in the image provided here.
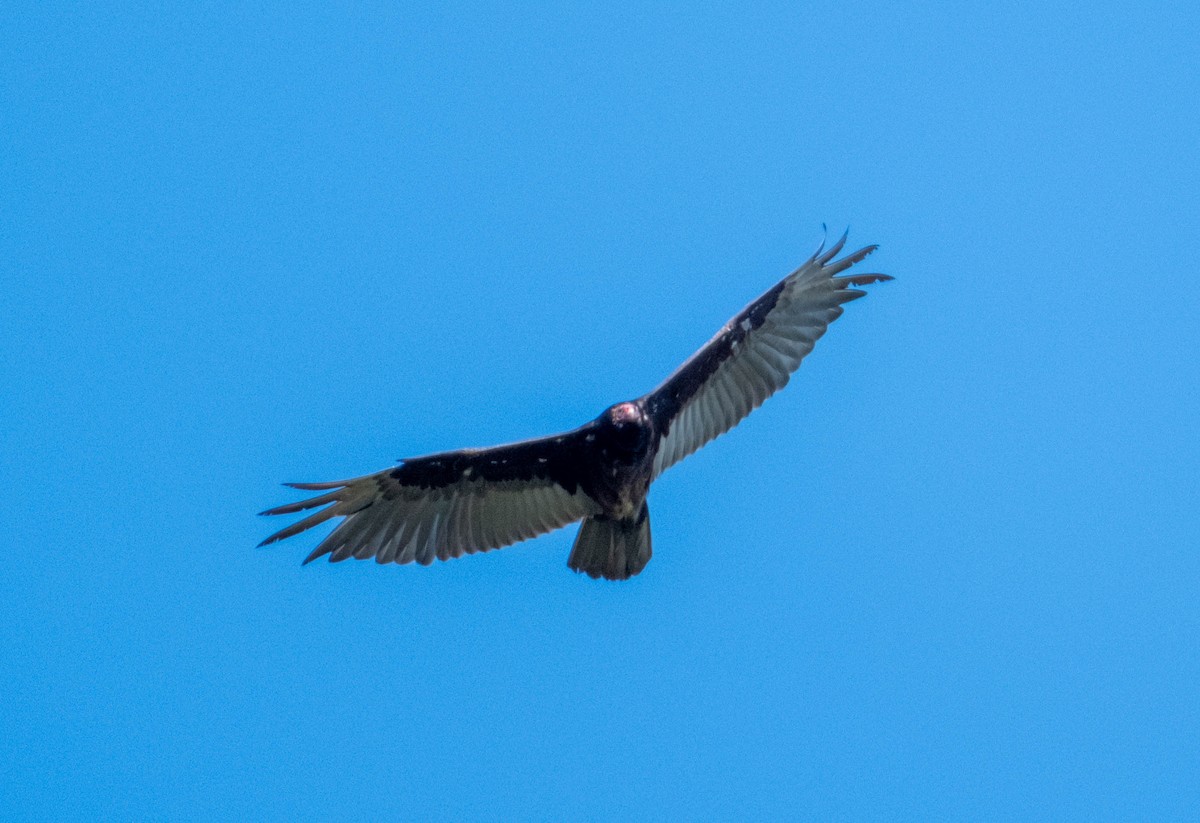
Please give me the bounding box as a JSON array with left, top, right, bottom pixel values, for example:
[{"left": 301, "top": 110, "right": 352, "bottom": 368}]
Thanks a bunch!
[{"left": 568, "top": 504, "right": 652, "bottom": 581}]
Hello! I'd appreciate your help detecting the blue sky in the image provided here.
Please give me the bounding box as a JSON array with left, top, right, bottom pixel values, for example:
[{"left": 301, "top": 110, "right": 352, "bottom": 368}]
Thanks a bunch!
[{"left": 3, "top": 2, "right": 1198, "bottom": 819}]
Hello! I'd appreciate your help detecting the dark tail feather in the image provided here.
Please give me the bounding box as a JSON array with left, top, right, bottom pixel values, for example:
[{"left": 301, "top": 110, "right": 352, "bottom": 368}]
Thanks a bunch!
[{"left": 568, "top": 504, "right": 652, "bottom": 581}]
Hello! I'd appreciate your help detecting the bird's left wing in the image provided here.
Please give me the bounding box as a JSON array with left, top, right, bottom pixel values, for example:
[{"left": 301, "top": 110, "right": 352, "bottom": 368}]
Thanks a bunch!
[
  {"left": 644, "top": 233, "right": 891, "bottom": 479},
  {"left": 260, "top": 429, "right": 602, "bottom": 566}
]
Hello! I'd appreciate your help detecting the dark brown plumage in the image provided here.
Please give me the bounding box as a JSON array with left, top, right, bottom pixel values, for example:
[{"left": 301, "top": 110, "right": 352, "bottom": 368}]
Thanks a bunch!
[{"left": 260, "top": 231, "right": 891, "bottom": 580}]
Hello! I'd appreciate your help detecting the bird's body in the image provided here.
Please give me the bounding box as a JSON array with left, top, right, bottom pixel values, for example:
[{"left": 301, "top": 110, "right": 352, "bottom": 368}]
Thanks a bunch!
[
  {"left": 261, "top": 232, "right": 891, "bottom": 579},
  {"left": 576, "top": 402, "right": 655, "bottom": 521}
]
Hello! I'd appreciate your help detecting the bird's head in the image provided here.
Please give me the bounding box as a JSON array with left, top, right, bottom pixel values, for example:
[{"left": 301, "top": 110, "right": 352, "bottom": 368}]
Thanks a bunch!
[{"left": 602, "top": 402, "right": 650, "bottom": 453}]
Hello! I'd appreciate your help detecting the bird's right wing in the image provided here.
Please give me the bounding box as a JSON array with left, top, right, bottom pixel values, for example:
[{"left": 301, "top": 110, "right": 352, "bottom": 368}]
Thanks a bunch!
[
  {"left": 259, "top": 429, "right": 602, "bottom": 566},
  {"left": 644, "top": 232, "right": 890, "bottom": 478}
]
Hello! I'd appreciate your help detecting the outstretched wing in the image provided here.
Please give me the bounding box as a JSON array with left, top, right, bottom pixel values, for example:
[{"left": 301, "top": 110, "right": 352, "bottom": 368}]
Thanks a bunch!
[
  {"left": 644, "top": 232, "right": 891, "bottom": 478},
  {"left": 260, "top": 429, "right": 602, "bottom": 566}
]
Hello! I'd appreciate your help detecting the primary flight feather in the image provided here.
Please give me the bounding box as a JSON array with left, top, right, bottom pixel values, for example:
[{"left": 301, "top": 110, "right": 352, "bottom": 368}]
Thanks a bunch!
[{"left": 260, "top": 231, "right": 891, "bottom": 580}]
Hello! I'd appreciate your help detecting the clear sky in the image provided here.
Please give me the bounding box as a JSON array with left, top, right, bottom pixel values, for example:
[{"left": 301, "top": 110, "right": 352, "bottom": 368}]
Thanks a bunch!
[{"left": 3, "top": 2, "right": 1198, "bottom": 820}]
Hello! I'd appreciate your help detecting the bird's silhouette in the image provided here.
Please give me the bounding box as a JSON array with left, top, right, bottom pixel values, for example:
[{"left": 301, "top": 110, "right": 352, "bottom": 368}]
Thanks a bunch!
[{"left": 260, "top": 232, "right": 891, "bottom": 579}]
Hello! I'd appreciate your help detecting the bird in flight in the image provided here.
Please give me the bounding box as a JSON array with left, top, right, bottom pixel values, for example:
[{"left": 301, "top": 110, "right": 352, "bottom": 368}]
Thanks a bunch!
[{"left": 260, "top": 231, "right": 891, "bottom": 580}]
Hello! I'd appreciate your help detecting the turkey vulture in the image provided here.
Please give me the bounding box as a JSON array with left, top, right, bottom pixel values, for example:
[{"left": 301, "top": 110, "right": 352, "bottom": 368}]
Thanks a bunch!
[{"left": 260, "top": 232, "right": 891, "bottom": 580}]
